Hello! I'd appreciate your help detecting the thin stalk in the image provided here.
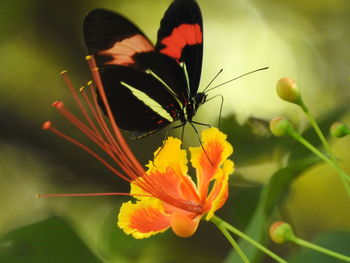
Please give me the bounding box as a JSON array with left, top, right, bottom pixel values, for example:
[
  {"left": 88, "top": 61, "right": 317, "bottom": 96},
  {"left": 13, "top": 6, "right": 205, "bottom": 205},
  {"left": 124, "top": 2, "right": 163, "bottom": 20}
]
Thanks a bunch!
[
  {"left": 289, "top": 129, "right": 350, "bottom": 195},
  {"left": 211, "top": 216, "right": 288, "bottom": 263},
  {"left": 212, "top": 216, "right": 250, "bottom": 263},
  {"left": 292, "top": 237, "right": 350, "bottom": 262},
  {"left": 299, "top": 101, "right": 350, "bottom": 193},
  {"left": 299, "top": 102, "right": 332, "bottom": 155}
]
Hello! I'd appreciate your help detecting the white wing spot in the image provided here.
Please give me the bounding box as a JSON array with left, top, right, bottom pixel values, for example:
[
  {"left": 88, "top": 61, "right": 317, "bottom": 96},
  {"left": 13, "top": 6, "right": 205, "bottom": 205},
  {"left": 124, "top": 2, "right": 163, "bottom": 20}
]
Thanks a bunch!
[{"left": 120, "top": 81, "right": 174, "bottom": 122}]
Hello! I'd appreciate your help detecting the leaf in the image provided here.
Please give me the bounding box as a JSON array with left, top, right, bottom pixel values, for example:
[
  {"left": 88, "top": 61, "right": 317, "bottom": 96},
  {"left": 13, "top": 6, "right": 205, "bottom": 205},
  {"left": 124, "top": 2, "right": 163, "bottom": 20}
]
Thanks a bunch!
[
  {"left": 0, "top": 216, "right": 102, "bottom": 263},
  {"left": 263, "top": 156, "right": 319, "bottom": 214}
]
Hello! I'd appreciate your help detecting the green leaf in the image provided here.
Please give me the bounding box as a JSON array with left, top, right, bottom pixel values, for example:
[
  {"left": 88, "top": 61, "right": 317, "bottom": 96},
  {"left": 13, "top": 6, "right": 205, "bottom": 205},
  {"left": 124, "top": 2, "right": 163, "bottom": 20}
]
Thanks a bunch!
[
  {"left": 288, "top": 232, "right": 350, "bottom": 263},
  {"left": 0, "top": 216, "right": 102, "bottom": 263},
  {"left": 263, "top": 156, "right": 319, "bottom": 214},
  {"left": 221, "top": 114, "right": 282, "bottom": 165}
]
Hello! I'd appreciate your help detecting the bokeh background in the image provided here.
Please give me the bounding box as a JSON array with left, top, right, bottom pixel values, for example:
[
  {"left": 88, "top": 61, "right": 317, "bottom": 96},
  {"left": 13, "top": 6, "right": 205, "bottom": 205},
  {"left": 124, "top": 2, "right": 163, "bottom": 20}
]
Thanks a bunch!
[{"left": 0, "top": 0, "right": 349, "bottom": 262}]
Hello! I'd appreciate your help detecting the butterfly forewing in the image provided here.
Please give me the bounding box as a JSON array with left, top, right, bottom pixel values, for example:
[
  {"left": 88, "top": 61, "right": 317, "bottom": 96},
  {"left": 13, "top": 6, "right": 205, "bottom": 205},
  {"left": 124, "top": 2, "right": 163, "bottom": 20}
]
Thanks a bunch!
[
  {"left": 83, "top": 9, "right": 155, "bottom": 69},
  {"left": 155, "top": 0, "right": 203, "bottom": 98}
]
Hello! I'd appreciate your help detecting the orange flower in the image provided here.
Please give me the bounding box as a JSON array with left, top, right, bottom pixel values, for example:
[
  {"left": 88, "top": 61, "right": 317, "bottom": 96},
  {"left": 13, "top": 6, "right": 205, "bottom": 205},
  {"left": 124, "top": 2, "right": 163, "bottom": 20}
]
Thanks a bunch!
[
  {"left": 118, "top": 128, "right": 234, "bottom": 238},
  {"left": 42, "top": 56, "right": 234, "bottom": 238}
]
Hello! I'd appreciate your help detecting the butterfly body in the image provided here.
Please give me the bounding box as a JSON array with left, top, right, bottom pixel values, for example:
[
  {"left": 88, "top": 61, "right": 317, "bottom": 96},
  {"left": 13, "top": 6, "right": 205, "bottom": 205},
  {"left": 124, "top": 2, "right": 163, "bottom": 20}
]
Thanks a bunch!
[{"left": 84, "top": 0, "right": 204, "bottom": 138}]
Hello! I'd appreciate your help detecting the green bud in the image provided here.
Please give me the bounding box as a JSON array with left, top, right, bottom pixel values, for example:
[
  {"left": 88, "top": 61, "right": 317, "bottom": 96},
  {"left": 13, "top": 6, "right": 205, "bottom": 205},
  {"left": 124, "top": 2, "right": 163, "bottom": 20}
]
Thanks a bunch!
[
  {"left": 276, "top": 77, "right": 301, "bottom": 104},
  {"left": 330, "top": 122, "right": 349, "bottom": 138},
  {"left": 269, "top": 221, "right": 295, "bottom": 244},
  {"left": 269, "top": 117, "right": 293, "bottom": 137}
]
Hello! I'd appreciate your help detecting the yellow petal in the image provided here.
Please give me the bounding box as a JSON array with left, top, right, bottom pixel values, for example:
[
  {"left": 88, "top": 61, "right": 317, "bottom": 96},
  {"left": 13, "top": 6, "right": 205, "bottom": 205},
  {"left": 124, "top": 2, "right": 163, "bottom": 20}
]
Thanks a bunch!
[
  {"left": 190, "top": 128, "right": 233, "bottom": 199},
  {"left": 206, "top": 160, "right": 234, "bottom": 220},
  {"left": 146, "top": 136, "right": 188, "bottom": 177},
  {"left": 196, "top": 127, "right": 233, "bottom": 165},
  {"left": 117, "top": 198, "right": 170, "bottom": 239}
]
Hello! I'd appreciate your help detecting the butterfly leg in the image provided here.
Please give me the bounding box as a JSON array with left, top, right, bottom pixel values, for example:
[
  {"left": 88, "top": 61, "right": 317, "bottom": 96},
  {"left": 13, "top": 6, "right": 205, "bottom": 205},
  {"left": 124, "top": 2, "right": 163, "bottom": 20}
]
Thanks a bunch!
[
  {"left": 188, "top": 121, "right": 214, "bottom": 166},
  {"left": 172, "top": 122, "right": 187, "bottom": 129},
  {"left": 153, "top": 129, "right": 170, "bottom": 162},
  {"left": 181, "top": 124, "right": 185, "bottom": 142},
  {"left": 170, "top": 121, "right": 187, "bottom": 141},
  {"left": 190, "top": 120, "right": 211, "bottom": 128}
]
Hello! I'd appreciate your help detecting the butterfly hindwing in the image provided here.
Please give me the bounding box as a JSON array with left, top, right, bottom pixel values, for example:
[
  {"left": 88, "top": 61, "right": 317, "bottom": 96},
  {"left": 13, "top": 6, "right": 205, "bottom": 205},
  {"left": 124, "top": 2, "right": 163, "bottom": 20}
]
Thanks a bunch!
[
  {"left": 98, "top": 65, "right": 183, "bottom": 137},
  {"left": 155, "top": 0, "right": 203, "bottom": 98}
]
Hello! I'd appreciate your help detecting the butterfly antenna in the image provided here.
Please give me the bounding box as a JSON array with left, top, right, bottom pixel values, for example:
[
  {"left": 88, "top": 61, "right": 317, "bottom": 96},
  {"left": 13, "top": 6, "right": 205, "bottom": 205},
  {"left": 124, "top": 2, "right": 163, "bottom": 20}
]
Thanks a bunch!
[
  {"left": 205, "top": 94, "right": 224, "bottom": 129},
  {"left": 202, "top": 69, "right": 223, "bottom": 93},
  {"left": 205, "top": 67, "right": 269, "bottom": 93}
]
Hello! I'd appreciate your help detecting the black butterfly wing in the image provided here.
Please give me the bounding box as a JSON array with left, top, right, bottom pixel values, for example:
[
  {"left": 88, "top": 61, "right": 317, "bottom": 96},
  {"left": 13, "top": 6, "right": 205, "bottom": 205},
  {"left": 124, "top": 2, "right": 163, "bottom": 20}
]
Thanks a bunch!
[
  {"left": 83, "top": 7, "right": 191, "bottom": 136},
  {"left": 84, "top": 8, "right": 187, "bottom": 96},
  {"left": 155, "top": 0, "right": 203, "bottom": 98},
  {"left": 83, "top": 8, "right": 155, "bottom": 69},
  {"left": 99, "top": 65, "right": 183, "bottom": 138}
]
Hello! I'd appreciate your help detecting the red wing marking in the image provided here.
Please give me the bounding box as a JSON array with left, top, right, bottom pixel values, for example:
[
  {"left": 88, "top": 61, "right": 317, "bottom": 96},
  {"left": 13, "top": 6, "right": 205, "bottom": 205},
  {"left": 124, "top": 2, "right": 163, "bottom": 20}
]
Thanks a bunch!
[
  {"left": 98, "top": 34, "right": 154, "bottom": 66},
  {"left": 160, "top": 24, "right": 202, "bottom": 60}
]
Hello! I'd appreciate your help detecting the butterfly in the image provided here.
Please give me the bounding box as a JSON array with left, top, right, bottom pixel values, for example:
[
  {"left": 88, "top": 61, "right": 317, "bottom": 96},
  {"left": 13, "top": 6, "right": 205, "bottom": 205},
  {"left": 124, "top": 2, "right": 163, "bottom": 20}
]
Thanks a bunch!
[{"left": 84, "top": 0, "right": 207, "bottom": 138}]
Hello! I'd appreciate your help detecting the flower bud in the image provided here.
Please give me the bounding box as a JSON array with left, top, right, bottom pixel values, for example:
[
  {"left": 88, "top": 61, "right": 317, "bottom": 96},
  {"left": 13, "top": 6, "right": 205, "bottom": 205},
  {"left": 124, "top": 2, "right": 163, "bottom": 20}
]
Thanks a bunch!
[
  {"left": 330, "top": 122, "right": 349, "bottom": 138},
  {"left": 269, "top": 221, "right": 295, "bottom": 244},
  {"left": 276, "top": 77, "right": 301, "bottom": 104},
  {"left": 269, "top": 117, "right": 293, "bottom": 137}
]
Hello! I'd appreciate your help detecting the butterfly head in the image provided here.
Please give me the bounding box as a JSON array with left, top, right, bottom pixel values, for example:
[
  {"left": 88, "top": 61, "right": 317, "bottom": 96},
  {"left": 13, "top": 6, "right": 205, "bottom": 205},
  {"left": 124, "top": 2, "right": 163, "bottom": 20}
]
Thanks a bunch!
[
  {"left": 185, "top": 92, "right": 207, "bottom": 120},
  {"left": 193, "top": 92, "right": 207, "bottom": 106}
]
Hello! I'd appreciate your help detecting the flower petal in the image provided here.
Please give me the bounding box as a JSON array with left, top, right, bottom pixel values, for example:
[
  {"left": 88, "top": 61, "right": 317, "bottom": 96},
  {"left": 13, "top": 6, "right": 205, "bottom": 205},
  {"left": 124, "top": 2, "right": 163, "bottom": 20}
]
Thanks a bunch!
[
  {"left": 135, "top": 167, "right": 201, "bottom": 213},
  {"left": 190, "top": 128, "right": 233, "bottom": 199},
  {"left": 146, "top": 136, "right": 188, "bottom": 176},
  {"left": 140, "top": 136, "right": 200, "bottom": 210},
  {"left": 129, "top": 180, "right": 152, "bottom": 201},
  {"left": 170, "top": 212, "right": 201, "bottom": 238},
  {"left": 206, "top": 160, "right": 234, "bottom": 220},
  {"left": 117, "top": 198, "right": 170, "bottom": 239}
]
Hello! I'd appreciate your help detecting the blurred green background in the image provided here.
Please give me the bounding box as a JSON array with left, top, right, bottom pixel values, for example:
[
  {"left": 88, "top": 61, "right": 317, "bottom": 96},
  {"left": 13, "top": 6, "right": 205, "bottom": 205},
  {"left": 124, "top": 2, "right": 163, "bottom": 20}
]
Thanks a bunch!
[{"left": 0, "top": 0, "right": 349, "bottom": 262}]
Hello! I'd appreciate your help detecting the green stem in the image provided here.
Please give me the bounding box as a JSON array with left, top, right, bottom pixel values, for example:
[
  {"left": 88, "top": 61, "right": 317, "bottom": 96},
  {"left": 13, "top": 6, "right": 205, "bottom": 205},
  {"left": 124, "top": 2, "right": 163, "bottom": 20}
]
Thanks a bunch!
[
  {"left": 292, "top": 236, "right": 350, "bottom": 262},
  {"left": 300, "top": 102, "right": 332, "bottom": 155},
  {"left": 289, "top": 129, "right": 350, "bottom": 195},
  {"left": 212, "top": 217, "right": 250, "bottom": 263},
  {"left": 299, "top": 101, "right": 350, "bottom": 194},
  {"left": 211, "top": 216, "right": 288, "bottom": 263},
  {"left": 289, "top": 129, "right": 332, "bottom": 166}
]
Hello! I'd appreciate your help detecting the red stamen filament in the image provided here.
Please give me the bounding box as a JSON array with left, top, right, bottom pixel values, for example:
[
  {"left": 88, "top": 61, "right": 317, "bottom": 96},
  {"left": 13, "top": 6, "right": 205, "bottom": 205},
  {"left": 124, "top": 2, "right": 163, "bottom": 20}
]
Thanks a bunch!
[
  {"left": 38, "top": 192, "right": 131, "bottom": 198},
  {"left": 38, "top": 192, "right": 152, "bottom": 198},
  {"left": 43, "top": 121, "right": 131, "bottom": 182}
]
